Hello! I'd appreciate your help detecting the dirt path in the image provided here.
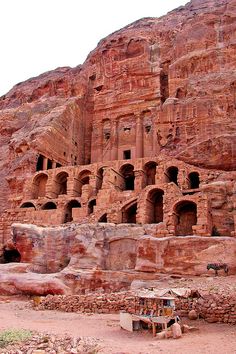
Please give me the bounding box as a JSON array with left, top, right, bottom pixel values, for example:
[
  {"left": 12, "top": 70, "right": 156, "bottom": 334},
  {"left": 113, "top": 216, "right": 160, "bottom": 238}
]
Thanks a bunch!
[{"left": 0, "top": 297, "right": 236, "bottom": 354}]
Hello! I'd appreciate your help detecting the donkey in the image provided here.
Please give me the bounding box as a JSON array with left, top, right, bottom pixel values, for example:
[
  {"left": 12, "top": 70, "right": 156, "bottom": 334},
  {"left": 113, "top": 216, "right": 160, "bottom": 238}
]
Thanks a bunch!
[{"left": 207, "top": 263, "right": 229, "bottom": 276}]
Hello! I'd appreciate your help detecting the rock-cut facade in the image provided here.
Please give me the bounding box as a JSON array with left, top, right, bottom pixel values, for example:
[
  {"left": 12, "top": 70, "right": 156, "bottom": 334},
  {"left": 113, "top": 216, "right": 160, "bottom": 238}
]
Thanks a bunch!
[{"left": 0, "top": 0, "right": 236, "bottom": 284}]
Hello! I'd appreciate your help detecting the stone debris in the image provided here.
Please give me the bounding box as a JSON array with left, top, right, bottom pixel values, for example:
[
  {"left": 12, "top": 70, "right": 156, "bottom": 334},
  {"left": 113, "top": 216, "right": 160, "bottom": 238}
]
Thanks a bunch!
[{"left": 0, "top": 333, "right": 101, "bottom": 353}]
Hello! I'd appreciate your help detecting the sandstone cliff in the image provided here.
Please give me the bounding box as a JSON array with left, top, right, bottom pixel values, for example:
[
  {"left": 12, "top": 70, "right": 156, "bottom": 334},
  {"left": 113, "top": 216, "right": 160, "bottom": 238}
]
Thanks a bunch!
[{"left": 0, "top": 0, "right": 235, "bottom": 215}]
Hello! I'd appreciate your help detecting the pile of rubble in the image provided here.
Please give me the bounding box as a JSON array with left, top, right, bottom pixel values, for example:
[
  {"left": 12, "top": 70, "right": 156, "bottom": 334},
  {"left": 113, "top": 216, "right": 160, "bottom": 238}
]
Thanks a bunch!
[{"left": 0, "top": 332, "right": 101, "bottom": 353}]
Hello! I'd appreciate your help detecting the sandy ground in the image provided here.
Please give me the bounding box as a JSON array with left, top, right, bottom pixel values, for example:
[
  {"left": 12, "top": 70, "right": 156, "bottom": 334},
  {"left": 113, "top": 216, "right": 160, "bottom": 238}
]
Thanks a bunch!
[{"left": 0, "top": 297, "right": 236, "bottom": 354}]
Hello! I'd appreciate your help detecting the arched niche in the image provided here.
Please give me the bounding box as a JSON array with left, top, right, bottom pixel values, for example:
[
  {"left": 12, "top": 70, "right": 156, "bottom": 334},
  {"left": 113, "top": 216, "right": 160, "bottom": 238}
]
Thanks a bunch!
[
  {"left": 174, "top": 201, "right": 197, "bottom": 236},
  {"left": 32, "top": 173, "right": 48, "bottom": 199},
  {"left": 165, "top": 166, "right": 178, "bottom": 185},
  {"left": 54, "top": 171, "right": 69, "bottom": 197},
  {"left": 64, "top": 200, "right": 81, "bottom": 223},
  {"left": 144, "top": 161, "right": 157, "bottom": 186},
  {"left": 88, "top": 199, "right": 96, "bottom": 215},
  {"left": 120, "top": 164, "right": 135, "bottom": 191},
  {"left": 76, "top": 169, "right": 92, "bottom": 196},
  {"left": 188, "top": 172, "right": 200, "bottom": 189},
  {"left": 96, "top": 167, "right": 104, "bottom": 191},
  {"left": 20, "top": 202, "right": 36, "bottom": 210},
  {"left": 122, "top": 201, "right": 137, "bottom": 223},
  {"left": 42, "top": 201, "right": 57, "bottom": 210},
  {"left": 146, "top": 188, "right": 164, "bottom": 223}
]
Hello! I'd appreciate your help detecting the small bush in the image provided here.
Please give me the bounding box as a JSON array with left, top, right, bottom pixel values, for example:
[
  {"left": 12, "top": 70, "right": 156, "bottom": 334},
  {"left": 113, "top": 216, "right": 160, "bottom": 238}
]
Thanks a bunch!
[{"left": 0, "top": 329, "right": 32, "bottom": 348}]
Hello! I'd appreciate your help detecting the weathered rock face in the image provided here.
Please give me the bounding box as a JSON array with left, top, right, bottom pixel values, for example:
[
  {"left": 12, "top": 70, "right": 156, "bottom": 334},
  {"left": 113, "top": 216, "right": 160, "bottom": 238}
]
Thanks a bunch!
[
  {"left": 0, "top": 222, "right": 234, "bottom": 295},
  {"left": 0, "top": 0, "right": 236, "bottom": 295},
  {"left": 0, "top": 0, "right": 234, "bottom": 213}
]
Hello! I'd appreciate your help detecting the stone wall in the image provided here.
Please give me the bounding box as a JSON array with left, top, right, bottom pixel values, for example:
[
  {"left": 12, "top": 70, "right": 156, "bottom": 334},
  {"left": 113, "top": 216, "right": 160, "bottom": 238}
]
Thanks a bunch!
[{"left": 38, "top": 291, "right": 236, "bottom": 325}]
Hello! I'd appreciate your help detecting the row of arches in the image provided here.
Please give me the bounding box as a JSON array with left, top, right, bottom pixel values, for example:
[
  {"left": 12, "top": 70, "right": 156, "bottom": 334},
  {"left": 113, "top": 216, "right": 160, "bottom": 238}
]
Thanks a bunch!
[
  {"left": 20, "top": 193, "right": 198, "bottom": 235},
  {"left": 31, "top": 163, "right": 200, "bottom": 199},
  {"left": 121, "top": 194, "right": 197, "bottom": 236},
  {"left": 20, "top": 199, "right": 97, "bottom": 224}
]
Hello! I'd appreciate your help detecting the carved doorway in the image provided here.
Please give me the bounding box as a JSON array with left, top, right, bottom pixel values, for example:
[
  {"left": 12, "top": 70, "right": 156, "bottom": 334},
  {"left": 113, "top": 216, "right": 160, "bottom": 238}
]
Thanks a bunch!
[{"left": 175, "top": 201, "right": 197, "bottom": 236}]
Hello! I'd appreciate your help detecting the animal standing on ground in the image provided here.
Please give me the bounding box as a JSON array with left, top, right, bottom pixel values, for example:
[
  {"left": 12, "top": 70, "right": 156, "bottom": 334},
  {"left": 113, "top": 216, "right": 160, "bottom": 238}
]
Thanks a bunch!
[{"left": 207, "top": 263, "right": 229, "bottom": 276}]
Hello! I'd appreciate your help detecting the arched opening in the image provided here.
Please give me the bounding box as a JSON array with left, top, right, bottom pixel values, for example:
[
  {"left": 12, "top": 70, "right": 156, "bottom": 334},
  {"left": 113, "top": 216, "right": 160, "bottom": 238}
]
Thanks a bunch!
[
  {"left": 79, "top": 170, "right": 91, "bottom": 185},
  {"left": 88, "top": 199, "right": 96, "bottom": 215},
  {"left": 144, "top": 161, "right": 157, "bottom": 186},
  {"left": 64, "top": 200, "right": 81, "bottom": 223},
  {"left": 20, "top": 202, "right": 36, "bottom": 209},
  {"left": 120, "top": 164, "right": 135, "bottom": 191},
  {"left": 2, "top": 248, "right": 21, "bottom": 263},
  {"left": 77, "top": 169, "right": 91, "bottom": 196},
  {"left": 96, "top": 167, "right": 104, "bottom": 191},
  {"left": 165, "top": 166, "right": 178, "bottom": 185},
  {"left": 55, "top": 172, "right": 68, "bottom": 196},
  {"left": 122, "top": 202, "right": 137, "bottom": 223},
  {"left": 32, "top": 173, "right": 48, "bottom": 199},
  {"left": 146, "top": 189, "right": 164, "bottom": 223},
  {"left": 188, "top": 172, "right": 200, "bottom": 189},
  {"left": 98, "top": 213, "right": 107, "bottom": 223},
  {"left": 174, "top": 201, "right": 197, "bottom": 236},
  {"left": 42, "top": 202, "right": 57, "bottom": 210}
]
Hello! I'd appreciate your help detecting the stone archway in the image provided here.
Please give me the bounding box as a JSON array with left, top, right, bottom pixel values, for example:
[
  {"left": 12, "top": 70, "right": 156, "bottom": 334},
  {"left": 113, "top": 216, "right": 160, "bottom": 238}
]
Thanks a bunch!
[
  {"left": 42, "top": 201, "right": 57, "bottom": 210},
  {"left": 174, "top": 201, "right": 197, "bottom": 236},
  {"left": 120, "top": 164, "right": 135, "bottom": 191},
  {"left": 165, "top": 166, "right": 178, "bottom": 185},
  {"left": 20, "top": 202, "right": 36, "bottom": 209},
  {"left": 54, "top": 171, "right": 69, "bottom": 197},
  {"left": 144, "top": 161, "right": 157, "bottom": 186},
  {"left": 146, "top": 188, "right": 164, "bottom": 223},
  {"left": 122, "top": 201, "right": 137, "bottom": 223},
  {"left": 32, "top": 173, "right": 48, "bottom": 199},
  {"left": 77, "top": 169, "right": 92, "bottom": 196},
  {"left": 64, "top": 200, "right": 81, "bottom": 223}
]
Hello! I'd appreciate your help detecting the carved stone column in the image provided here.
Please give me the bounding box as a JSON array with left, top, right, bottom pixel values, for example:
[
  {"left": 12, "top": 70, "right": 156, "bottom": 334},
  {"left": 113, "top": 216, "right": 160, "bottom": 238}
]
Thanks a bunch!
[
  {"left": 111, "top": 119, "right": 118, "bottom": 161},
  {"left": 43, "top": 157, "right": 48, "bottom": 170},
  {"left": 136, "top": 115, "right": 143, "bottom": 158},
  {"left": 134, "top": 170, "right": 145, "bottom": 191}
]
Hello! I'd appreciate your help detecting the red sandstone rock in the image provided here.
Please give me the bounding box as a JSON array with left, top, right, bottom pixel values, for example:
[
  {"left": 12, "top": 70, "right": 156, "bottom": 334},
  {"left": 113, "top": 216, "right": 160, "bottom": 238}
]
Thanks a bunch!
[
  {"left": 188, "top": 309, "right": 198, "bottom": 320},
  {"left": 0, "top": 0, "right": 235, "bottom": 295}
]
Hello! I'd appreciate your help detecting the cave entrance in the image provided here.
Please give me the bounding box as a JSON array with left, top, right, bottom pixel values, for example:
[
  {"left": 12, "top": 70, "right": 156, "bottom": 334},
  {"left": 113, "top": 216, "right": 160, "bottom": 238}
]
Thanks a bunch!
[{"left": 2, "top": 248, "right": 21, "bottom": 263}]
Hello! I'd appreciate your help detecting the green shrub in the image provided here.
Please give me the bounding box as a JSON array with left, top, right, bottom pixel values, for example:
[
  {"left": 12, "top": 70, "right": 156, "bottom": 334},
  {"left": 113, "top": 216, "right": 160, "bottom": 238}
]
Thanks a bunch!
[{"left": 0, "top": 329, "right": 32, "bottom": 348}]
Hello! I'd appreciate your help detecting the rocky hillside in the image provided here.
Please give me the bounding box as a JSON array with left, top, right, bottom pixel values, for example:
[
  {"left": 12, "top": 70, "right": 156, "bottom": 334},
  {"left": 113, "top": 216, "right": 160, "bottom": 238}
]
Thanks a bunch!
[{"left": 0, "top": 0, "right": 235, "bottom": 214}]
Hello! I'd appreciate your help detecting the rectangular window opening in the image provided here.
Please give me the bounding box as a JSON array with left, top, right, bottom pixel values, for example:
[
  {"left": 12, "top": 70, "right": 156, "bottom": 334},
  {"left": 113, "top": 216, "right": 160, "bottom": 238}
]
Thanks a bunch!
[{"left": 123, "top": 150, "right": 131, "bottom": 160}]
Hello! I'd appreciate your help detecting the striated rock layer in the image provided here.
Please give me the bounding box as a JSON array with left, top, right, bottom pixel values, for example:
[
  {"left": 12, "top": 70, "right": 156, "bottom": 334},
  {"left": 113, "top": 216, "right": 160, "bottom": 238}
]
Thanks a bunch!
[
  {"left": 0, "top": 222, "right": 235, "bottom": 295},
  {"left": 0, "top": 0, "right": 236, "bottom": 294}
]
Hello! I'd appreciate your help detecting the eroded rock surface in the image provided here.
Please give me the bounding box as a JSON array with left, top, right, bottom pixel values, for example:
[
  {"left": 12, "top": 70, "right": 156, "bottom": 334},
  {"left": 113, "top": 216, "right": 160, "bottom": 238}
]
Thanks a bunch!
[{"left": 0, "top": 0, "right": 236, "bottom": 295}]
